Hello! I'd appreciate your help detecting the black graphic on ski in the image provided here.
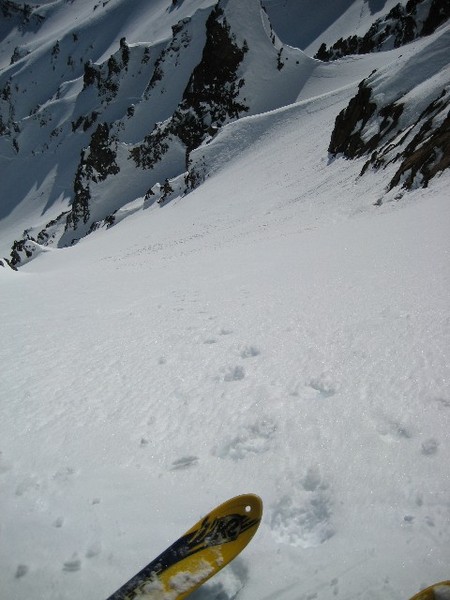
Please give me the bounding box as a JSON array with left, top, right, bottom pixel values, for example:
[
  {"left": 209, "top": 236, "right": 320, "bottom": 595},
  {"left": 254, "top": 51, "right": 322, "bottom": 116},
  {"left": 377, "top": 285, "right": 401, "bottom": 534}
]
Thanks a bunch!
[{"left": 105, "top": 494, "right": 263, "bottom": 600}]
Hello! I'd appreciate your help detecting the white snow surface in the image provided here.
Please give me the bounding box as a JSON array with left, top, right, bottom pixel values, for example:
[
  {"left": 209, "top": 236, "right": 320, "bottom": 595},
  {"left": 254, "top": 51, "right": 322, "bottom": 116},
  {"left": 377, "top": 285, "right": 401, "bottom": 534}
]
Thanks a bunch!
[{"left": 1, "top": 1, "right": 450, "bottom": 600}]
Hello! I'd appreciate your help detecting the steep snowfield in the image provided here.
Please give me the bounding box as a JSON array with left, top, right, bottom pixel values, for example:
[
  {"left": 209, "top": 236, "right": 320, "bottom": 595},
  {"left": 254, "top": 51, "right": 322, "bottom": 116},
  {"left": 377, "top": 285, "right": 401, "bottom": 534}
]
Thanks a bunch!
[{"left": 1, "top": 2, "right": 450, "bottom": 600}]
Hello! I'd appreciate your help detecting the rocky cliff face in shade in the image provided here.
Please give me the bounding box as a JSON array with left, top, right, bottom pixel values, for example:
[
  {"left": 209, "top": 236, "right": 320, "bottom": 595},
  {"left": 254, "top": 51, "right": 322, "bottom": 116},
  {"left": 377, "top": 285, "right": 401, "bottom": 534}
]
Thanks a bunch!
[
  {"left": 328, "top": 80, "right": 379, "bottom": 159},
  {"left": 130, "top": 5, "right": 249, "bottom": 170},
  {"left": 0, "top": 1, "right": 44, "bottom": 33},
  {"left": 328, "top": 14, "right": 450, "bottom": 198},
  {"left": 67, "top": 123, "right": 120, "bottom": 232},
  {"left": 374, "top": 91, "right": 450, "bottom": 191},
  {"left": 330, "top": 82, "right": 449, "bottom": 193},
  {"left": 315, "top": 0, "right": 449, "bottom": 61}
]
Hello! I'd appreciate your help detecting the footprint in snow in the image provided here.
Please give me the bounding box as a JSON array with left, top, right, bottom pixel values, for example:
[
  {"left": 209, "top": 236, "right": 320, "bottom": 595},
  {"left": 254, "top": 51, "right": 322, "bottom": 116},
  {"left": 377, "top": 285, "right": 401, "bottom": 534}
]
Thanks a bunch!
[
  {"left": 15, "top": 564, "right": 29, "bottom": 579},
  {"left": 219, "top": 328, "right": 233, "bottom": 336},
  {"left": 270, "top": 467, "right": 335, "bottom": 549},
  {"left": 223, "top": 366, "right": 245, "bottom": 382},
  {"left": 85, "top": 541, "right": 102, "bottom": 558},
  {"left": 0, "top": 451, "right": 11, "bottom": 474},
  {"left": 331, "top": 578, "right": 339, "bottom": 596},
  {"left": 53, "top": 466, "right": 77, "bottom": 483},
  {"left": 375, "top": 415, "right": 413, "bottom": 442},
  {"left": 434, "top": 396, "right": 450, "bottom": 409},
  {"left": 53, "top": 516, "right": 64, "bottom": 528},
  {"left": 15, "top": 475, "right": 40, "bottom": 497},
  {"left": 213, "top": 419, "right": 276, "bottom": 460},
  {"left": 307, "top": 372, "right": 340, "bottom": 398},
  {"left": 170, "top": 456, "right": 199, "bottom": 470},
  {"left": 421, "top": 438, "right": 439, "bottom": 456},
  {"left": 239, "top": 345, "right": 260, "bottom": 358},
  {"left": 403, "top": 515, "right": 415, "bottom": 524},
  {"left": 63, "top": 555, "right": 81, "bottom": 572}
]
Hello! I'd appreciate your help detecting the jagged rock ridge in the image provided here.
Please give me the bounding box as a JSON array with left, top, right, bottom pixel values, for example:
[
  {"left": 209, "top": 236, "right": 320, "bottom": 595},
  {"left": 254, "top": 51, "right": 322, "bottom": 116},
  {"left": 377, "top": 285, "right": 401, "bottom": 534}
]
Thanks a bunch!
[
  {"left": 315, "top": 0, "right": 449, "bottom": 60},
  {"left": 131, "top": 4, "right": 249, "bottom": 170},
  {"left": 330, "top": 81, "right": 450, "bottom": 190},
  {"left": 328, "top": 23, "right": 450, "bottom": 196}
]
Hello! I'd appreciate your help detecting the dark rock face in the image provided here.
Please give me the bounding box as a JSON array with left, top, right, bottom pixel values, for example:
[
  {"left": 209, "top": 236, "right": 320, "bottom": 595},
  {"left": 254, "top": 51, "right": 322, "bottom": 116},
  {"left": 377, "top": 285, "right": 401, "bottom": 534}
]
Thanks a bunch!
[
  {"left": 315, "top": 0, "right": 449, "bottom": 61},
  {"left": 177, "top": 5, "right": 249, "bottom": 151},
  {"left": 328, "top": 81, "right": 378, "bottom": 158},
  {"left": 0, "top": 0, "right": 44, "bottom": 78},
  {"left": 66, "top": 123, "right": 120, "bottom": 232},
  {"left": 388, "top": 113, "right": 450, "bottom": 189},
  {"left": 10, "top": 238, "right": 32, "bottom": 266},
  {"left": 0, "top": 78, "right": 18, "bottom": 139},
  {"left": 81, "top": 38, "right": 131, "bottom": 103},
  {"left": 130, "top": 5, "right": 249, "bottom": 169},
  {"left": 10, "top": 121, "right": 122, "bottom": 256},
  {"left": 330, "top": 80, "right": 450, "bottom": 192},
  {"left": 422, "top": 0, "right": 450, "bottom": 34},
  {"left": 0, "top": 257, "right": 17, "bottom": 270},
  {"left": 329, "top": 81, "right": 405, "bottom": 160},
  {"left": 382, "top": 91, "right": 450, "bottom": 190},
  {"left": 326, "top": 0, "right": 450, "bottom": 194},
  {"left": 0, "top": 1, "right": 44, "bottom": 36}
]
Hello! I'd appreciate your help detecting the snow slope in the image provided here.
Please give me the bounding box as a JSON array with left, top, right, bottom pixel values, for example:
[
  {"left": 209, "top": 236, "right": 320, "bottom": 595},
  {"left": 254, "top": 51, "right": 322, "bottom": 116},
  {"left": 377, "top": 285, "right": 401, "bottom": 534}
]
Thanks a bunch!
[
  {"left": 1, "top": 133, "right": 449, "bottom": 600},
  {"left": 1, "top": 2, "right": 450, "bottom": 600}
]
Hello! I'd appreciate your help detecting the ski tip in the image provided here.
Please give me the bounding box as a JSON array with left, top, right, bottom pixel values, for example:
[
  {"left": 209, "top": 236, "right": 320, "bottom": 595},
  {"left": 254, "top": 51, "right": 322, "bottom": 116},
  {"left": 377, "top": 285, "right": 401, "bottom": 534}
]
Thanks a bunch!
[
  {"left": 245, "top": 493, "right": 263, "bottom": 516},
  {"left": 409, "top": 581, "right": 450, "bottom": 600},
  {"left": 104, "top": 494, "right": 264, "bottom": 600},
  {"left": 212, "top": 494, "right": 263, "bottom": 523},
  {"left": 226, "top": 493, "right": 263, "bottom": 517}
]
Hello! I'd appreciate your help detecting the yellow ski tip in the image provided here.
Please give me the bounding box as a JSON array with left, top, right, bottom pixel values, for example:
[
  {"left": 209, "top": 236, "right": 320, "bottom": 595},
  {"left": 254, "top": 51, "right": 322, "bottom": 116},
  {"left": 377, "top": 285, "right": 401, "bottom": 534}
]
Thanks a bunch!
[
  {"left": 409, "top": 581, "right": 450, "bottom": 600},
  {"left": 105, "top": 494, "right": 263, "bottom": 600},
  {"left": 160, "top": 493, "right": 263, "bottom": 600}
]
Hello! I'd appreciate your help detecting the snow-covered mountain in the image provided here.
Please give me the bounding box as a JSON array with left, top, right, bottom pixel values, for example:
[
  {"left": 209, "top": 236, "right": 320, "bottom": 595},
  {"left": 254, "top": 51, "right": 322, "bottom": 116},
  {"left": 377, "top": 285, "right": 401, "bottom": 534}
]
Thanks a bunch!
[
  {"left": 1, "top": 0, "right": 314, "bottom": 262},
  {"left": 1, "top": 3, "right": 449, "bottom": 600},
  {"left": 1, "top": 0, "right": 449, "bottom": 265}
]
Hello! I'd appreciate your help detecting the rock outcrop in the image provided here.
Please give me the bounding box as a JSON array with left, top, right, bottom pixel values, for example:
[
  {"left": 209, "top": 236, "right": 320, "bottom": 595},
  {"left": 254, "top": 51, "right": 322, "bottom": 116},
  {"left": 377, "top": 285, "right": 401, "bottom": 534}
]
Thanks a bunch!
[
  {"left": 130, "top": 5, "right": 249, "bottom": 170},
  {"left": 316, "top": 0, "right": 449, "bottom": 61},
  {"left": 329, "top": 80, "right": 450, "bottom": 193}
]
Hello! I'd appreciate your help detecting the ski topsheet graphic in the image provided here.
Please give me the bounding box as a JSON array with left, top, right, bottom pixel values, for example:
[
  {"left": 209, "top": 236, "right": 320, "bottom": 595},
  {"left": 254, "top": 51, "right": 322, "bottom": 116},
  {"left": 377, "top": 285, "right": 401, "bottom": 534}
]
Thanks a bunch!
[
  {"left": 408, "top": 581, "right": 450, "bottom": 600},
  {"left": 106, "top": 494, "right": 263, "bottom": 600}
]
